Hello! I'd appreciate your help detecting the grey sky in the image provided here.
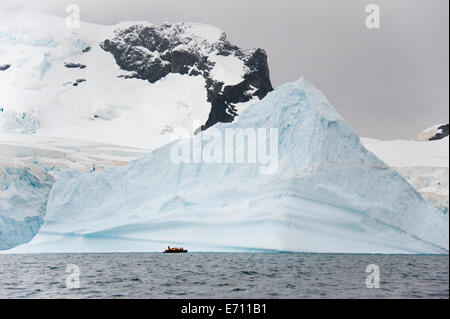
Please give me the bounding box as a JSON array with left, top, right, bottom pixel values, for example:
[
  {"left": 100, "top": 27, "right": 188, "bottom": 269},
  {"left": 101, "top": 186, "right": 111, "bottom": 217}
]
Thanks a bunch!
[{"left": 2, "top": 0, "right": 449, "bottom": 139}]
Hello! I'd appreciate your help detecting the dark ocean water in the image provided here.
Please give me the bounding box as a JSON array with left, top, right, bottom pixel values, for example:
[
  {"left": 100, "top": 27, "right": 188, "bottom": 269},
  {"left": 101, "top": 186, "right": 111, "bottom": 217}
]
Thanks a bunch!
[{"left": 0, "top": 253, "right": 448, "bottom": 299}]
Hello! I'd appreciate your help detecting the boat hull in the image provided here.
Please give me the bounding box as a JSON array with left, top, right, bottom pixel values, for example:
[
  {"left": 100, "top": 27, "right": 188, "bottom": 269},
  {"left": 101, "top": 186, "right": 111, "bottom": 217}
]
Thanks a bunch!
[{"left": 163, "top": 250, "right": 188, "bottom": 253}]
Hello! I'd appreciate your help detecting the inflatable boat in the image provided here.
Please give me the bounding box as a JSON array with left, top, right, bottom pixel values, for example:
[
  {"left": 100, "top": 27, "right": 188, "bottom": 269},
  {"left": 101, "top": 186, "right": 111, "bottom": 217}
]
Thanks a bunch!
[{"left": 164, "top": 246, "right": 188, "bottom": 253}]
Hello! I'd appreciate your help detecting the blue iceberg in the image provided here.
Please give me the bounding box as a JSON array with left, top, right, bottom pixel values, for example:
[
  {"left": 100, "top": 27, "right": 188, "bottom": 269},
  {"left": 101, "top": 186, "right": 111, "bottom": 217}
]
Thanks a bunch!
[{"left": 8, "top": 78, "right": 448, "bottom": 253}]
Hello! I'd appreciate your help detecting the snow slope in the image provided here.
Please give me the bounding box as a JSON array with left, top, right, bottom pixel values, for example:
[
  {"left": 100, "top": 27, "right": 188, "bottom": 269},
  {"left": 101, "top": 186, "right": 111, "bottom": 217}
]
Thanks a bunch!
[
  {"left": 362, "top": 137, "right": 449, "bottom": 214},
  {"left": 8, "top": 78, "right": 448, "bottom": 254},
  {"left": 0, "top": 133, "right": 149, "bottom": 179}
]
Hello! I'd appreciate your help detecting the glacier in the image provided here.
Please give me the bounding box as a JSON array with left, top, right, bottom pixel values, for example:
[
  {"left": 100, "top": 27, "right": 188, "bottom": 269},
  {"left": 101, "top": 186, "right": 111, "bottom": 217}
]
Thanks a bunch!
[{"left": 7, "top": 78, "right": 448, "bottom": 254}]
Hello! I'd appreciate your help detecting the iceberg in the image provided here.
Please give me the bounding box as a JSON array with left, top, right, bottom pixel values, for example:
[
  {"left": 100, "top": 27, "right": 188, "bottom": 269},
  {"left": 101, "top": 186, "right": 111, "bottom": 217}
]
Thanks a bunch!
[{"left": 7, "top": 78, "right": 449, "bottom": 253}]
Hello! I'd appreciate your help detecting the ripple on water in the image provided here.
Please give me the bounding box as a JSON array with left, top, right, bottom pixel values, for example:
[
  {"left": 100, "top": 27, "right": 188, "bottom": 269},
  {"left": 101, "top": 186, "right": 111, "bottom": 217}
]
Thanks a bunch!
[{"left": 0, "top": 253, "right": 447, "bottom": 299}]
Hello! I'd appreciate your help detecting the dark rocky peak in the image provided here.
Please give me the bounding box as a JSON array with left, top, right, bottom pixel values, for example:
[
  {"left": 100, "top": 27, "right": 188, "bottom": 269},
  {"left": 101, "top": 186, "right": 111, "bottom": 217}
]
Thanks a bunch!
[
  {"left": 0, "top": 64, "right": 11, "bottom": 71},
  {"left": 100, "top": 22, "right": 273, "bottom": 130},
  {"left": 417, "top": 123, "right": 449, "bottom": 141},
  {"left": 429, "top": 124, "right": 449, "bottom": 141}
]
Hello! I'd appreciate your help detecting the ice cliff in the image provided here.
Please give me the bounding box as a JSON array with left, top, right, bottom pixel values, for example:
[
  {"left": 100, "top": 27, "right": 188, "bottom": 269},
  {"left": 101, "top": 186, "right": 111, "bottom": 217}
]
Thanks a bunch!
[{"left": 0, "top": 160, "right": 54, "bottom": 249}]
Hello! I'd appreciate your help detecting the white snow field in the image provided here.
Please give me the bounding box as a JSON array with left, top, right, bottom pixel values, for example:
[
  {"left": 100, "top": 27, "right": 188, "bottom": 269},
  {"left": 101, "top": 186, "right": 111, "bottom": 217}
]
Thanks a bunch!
[
  {"left": 362, "top": 137, "right": 449, "bottom": 214},
  {"left": 7, "top": 78, "right": 448, "bottom": 254},
  {"left": 0, "top": 133, "right": 149, "bottom": 179}
]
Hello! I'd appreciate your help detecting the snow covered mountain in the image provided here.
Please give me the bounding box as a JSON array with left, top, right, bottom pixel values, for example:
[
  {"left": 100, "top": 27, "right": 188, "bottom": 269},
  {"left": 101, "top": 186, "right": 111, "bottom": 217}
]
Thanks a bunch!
[
  {"left": 0, "top": 10, "right": 272, "bottom": 149},
  {"left": 7, "top": 78, "right": 448, "bottom": 254},
  {"left": 101, "top": 23, "right": 272, "bottom": 130}
]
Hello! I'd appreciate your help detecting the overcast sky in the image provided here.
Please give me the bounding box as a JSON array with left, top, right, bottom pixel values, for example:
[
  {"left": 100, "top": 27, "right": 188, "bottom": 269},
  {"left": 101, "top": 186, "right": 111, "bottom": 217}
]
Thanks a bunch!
[{"left": 1, "top": 0, "right": 449, "bottom": 139}]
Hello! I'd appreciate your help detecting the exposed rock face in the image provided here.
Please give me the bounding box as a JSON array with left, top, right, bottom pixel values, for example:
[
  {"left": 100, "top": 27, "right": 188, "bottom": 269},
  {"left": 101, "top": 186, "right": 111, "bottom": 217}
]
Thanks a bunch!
[
  {"left": 64, "top": 62, "right": 87, "bottom": 69},
  {"left": 429, "top": 124, "right": 449, "bottom": 141},
  {"left": 0, "top": 64, "right": 11, "bottom": 71},
  {"left": 417, "top": 124, "right": 449, "bottom": 141},
  {"left": 73, "top": 79, "right": 86, "bottom": 87},
  {"left": 100, "top": 23, "right": 273, "bottom": 130}
]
